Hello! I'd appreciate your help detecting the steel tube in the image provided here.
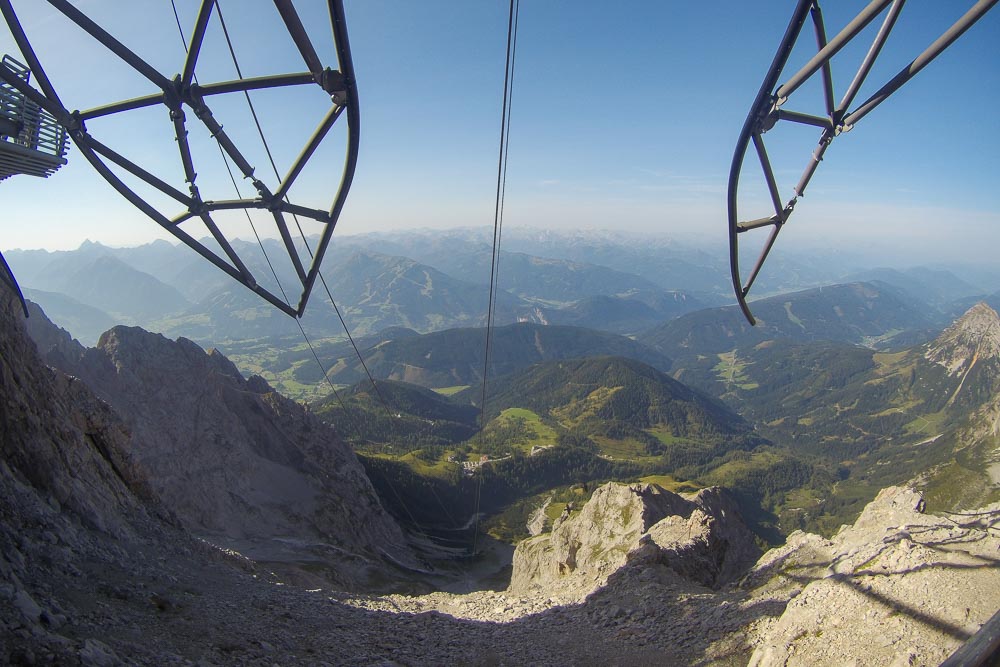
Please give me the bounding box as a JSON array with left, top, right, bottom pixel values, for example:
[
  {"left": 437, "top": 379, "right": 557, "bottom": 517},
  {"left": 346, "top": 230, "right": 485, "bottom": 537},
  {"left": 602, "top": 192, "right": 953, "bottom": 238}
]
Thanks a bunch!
[
  {"left": 86, "top": 135, "right": 195, "bottom": 207},
  {"left": 0, "top": 61, "right": 68, "bottom": 125},
  {"left": 273, "top": 0, "right": 325, "bottom": 78},
  {"left": 809, "top": 3, "right": 836, "bottom": 118},
  {"left": 794, "top": 137, "right": 831, "bottom": 197},
  {"left": 198, "top": 211, "right": 256, "bottom": 283},
  {"left": 737, "top": 215, "right": 781, "bottom": 232},
  {"left": 182, "top": 1, "right": 215, "bottom": 88},
  {"left": 275, "top": 104, "right": 343, "bottom": 201},
  {"left": 0, "top": 1, "right": 66, "bottom": 112},
  {"left": 752, "top": 133, "right": 786, "bottom": 220},
  {"left": 844, "top": 0, "right": 998, "bottom": 128},
  {"left": 299, "top": 0, "right": 360, "bottom": 316},
  {"left": 196, "top": 72, "right": 317, "bottom": 96},
  {"left": 776, "top": 0, "right": 892, "bottom": 104},
  {"left": 836, "top": 0, "right": 905, "bottom": 117},
  {"left": 776, "top": 109, "right": 834, "bottom": 131},
  {"left": 728, "top": 0, "right": 814, "bottom": 325},
  {"left": 46, "top": 0, "right": 173, "bottom": 91},
  {"left": 272, "top": 210, "right": 309, "bottom": 284}
]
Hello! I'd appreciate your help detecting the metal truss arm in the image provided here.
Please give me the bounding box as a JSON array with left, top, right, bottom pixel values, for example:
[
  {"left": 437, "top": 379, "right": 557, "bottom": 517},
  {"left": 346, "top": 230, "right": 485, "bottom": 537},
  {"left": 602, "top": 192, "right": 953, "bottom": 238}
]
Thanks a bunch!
[
  {"left": 1, "top": 0, "right": 362, "bottom": 320},
  {"left": 728, "top": 0, "right": 996, "bottom": 325}
]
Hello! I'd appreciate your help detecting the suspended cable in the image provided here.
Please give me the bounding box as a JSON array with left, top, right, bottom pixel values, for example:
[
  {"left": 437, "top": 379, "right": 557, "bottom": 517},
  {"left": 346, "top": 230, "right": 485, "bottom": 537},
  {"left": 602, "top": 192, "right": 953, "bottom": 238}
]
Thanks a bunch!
[
  {"left": 473, "top": 0, "right": 519, "bottom": 558},
  {"left": 170, "top": 0, "right": 353, "bottom": 419},
  {"left": 479, "top": 0, "right": 519, "bottom": 426},
  {"left": 213, "top": 0, "right": 393, "bottom": 419},
  {"left": 193, "top": 0, "right": 448, "bottom": 551}
]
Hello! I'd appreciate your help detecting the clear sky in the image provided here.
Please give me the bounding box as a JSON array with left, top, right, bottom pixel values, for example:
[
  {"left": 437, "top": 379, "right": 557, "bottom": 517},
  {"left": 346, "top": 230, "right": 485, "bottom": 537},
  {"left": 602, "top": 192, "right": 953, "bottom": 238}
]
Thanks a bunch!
[{"left": 1, "top": 1, "right": 998, "bottom": 264}]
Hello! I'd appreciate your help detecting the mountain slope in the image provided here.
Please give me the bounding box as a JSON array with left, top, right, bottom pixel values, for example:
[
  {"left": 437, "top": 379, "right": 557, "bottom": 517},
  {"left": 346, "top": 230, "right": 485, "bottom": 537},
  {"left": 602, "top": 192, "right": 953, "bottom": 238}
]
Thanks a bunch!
[
  {"left": 313, "top": 379, "right": 480, "bottom": 450},
  {"left": 157, "top": 249, "right": 532, "bottom": 342},
  {"left": 23, "top": 288, "right": 115, "bottom": 345},
  {"left": 640, "top": 281, "right": 936, "bottom": 361},
  {"left": 1, "top": 271, "right": 160, "bottom": 541},
  {"left": 24, "top": 252, "right": 191, "bottom": 323},
  {"left": 297, "top": 322, "right": 673, "bottom": 388},
  {"left": 482, "top": 356, "right": 747, "bottom": 440},
  {"left": 539, "top": 291, "right": 705, "bottom": 334},
  {"left": 668, "top": 303, "right": 1000, "bottom": 531},
  {"left": 26, "top": 311, "right": 417, "bottom": 587},
  {"left": 845, "top": 266, "right": 984, "bottom": 311}
]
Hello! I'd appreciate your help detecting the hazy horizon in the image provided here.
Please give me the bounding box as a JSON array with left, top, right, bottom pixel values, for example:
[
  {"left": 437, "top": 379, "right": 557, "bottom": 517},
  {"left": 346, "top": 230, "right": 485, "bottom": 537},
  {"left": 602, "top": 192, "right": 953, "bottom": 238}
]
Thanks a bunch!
[{"left": 2, "top": 2, "right": 997, "bottom": 264}]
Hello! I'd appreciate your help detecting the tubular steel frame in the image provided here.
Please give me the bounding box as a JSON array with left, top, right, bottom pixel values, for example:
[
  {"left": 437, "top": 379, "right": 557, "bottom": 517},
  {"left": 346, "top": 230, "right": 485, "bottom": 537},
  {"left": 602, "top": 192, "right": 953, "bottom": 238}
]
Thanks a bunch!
[
  {"left": 728, "top": 0, "right": 997, "bottom": 325},
  {"left": 0, "top": 0, "right": 360, "bottom": 318}
]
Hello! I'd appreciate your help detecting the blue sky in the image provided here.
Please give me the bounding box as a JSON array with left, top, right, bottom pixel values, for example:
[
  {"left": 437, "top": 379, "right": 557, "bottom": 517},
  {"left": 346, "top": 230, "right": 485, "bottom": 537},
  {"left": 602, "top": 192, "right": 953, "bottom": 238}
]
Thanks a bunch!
[{"left": 2, "top": 1, "right": 998, "bottom": 264}]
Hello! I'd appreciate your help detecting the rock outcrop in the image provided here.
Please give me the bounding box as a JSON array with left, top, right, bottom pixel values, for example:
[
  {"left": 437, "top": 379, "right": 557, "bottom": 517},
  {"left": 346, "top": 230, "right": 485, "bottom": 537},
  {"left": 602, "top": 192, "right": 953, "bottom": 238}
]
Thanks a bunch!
[
  {"left": 924, "top": 303, "right": 1000, "bottom": 415},
  {"left": 24, "top": 306, "right": 418, "bottom": 588},
  {"left": 745, "top": 486, "right": 1000, "bottom": 666},
  {"left": 2, "top": 293, "right": 157, "bottom": 542},
  {"left": 509, "top": 482, "right": 760, "bottom": 595}
]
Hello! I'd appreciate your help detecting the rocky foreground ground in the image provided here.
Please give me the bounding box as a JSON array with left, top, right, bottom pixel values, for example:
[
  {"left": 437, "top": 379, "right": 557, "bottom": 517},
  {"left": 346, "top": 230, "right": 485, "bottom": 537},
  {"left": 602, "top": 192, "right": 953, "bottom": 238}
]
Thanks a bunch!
[{"left": 3, "top": 476, "right": 998, "bottom": 666}]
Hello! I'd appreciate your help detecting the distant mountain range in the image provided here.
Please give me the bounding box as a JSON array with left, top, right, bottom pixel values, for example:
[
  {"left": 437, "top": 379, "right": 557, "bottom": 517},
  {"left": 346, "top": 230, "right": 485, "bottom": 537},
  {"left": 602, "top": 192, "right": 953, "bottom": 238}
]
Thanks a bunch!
[
  {"left": 297, "top": 322, "right": 672, "bottom": 388},
  {"left": 6, "top": 233, "right": 716, "bottom": 344},
  {"left": 639, "top": 281, "right": 940, "bottom": 362},
  {"left": 7, "top": 229, "right": 998, "bottom": 401}
]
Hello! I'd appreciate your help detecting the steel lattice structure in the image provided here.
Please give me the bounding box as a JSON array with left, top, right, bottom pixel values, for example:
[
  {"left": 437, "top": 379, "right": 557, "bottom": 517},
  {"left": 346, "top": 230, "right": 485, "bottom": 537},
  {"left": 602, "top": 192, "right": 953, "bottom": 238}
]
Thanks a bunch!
[
  {"left": 0, "top": 0, "right": 359, "bottom": 318},
  {"left": 728, "top": 0, "right": 997, "bottom": 325}
]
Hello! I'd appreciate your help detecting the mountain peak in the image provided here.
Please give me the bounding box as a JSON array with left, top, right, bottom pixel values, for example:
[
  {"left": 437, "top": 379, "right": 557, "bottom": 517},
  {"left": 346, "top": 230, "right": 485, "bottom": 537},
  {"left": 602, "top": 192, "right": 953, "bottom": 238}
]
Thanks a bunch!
[{"left": 926, "top": 302, "right": 1000, "bottom": 374}]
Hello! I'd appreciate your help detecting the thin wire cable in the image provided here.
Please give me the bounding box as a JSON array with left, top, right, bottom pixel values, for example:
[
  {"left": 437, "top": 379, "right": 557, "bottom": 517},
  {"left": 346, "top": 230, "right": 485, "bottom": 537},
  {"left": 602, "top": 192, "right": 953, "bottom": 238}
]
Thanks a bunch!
[
  {"left": 205, "top": 0, "right": 444, "bottom": 548},
  {"left": 489, "top": 0, "right": 519, "bottom": 381},
  {"left": 170, "top": 0, "right": 353, "bottom": 414},
  {"left": 473, "top": 0, "right": 519, "bottom": 558},
  {"left": 213, "top": 1, "right": 394, "bottom": 419},
  {"left": 479, "top": 0, "right": 519, "bottom": 427}
]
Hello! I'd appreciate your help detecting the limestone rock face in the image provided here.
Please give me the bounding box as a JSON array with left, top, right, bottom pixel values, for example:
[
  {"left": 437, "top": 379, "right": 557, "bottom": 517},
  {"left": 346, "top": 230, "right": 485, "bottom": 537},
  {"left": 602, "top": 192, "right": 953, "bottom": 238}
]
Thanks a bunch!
[
  {"left": 2, "top": 289, "right": 155, "bottom": 541},
  {"left": 925, "top": 302, "right": 1000, "bottom": 376},
  {"left": 746, "top": 486, "right": 1000, "bottom": 667},
  {"left": 509, "top": 482, "right": 759, "bottom": 595},
  {"left": 25, "top": 312, "right": 417, "bottom": 585}
]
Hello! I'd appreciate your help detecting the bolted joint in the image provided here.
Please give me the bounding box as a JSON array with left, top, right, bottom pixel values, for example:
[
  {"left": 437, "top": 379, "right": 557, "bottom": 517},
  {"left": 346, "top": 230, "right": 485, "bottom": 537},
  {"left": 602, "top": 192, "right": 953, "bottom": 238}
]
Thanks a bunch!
[
  {"left": 252, "top": 178, "right": 272, "bottom": 199},
  {"left": 186, "top": 85, "right": 211, "bottom": 121},
  {"left": 753, "top": 96, "right": 779, "bottom": 135},
  {"left": 63, "top": 110, "right": 84, "bottom": 135},
  {"left": 318, "top": 68, "right": 347, "bottom": 96}
]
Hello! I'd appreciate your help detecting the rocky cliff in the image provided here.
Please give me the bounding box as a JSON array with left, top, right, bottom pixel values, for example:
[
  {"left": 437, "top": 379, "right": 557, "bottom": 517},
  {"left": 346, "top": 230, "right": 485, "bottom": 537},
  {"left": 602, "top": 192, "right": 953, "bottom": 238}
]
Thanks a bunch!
[
  {"left": 745, "top": 487, "right": 1000, "bottom": 666},
  {"left": 2, "top": 294, "right": 157, "bottom": 542},
  {"left": 24, "top": 304, "right": 418, "bottom": 588},
  {"left": 924, "top": 302, "right": 1000, "bottom": 414},
  {"left": 509, "top": 482, "right": 760, "bottom": 595},
  {"left": 1, "top": 280, "right": 180, "bottom": 663}
]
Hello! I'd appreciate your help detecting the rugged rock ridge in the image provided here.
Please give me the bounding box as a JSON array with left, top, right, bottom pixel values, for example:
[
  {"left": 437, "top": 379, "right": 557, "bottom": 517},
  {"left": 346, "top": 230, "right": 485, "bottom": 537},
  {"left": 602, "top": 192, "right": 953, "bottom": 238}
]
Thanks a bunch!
[
  {"left": 25, "top": 308, "right": 417, "bottom": 587},
  {"left": 2, "top": 291, "right": 157, "bottom": 541},
  {"left": 924, "top": 303, "right": 1000, "bottom": 415},
  {"left": 745, "top": 487, "right": 1000, "bottom": 666},
  {"left": 509, "top": 482, "right": 760, "bottom": 595},
  {"left": 1, "top": 279, "right": 177, "bottom": 663},
  {"left": 925, "top": 302, "right": 1000, "bottom": 375}
]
